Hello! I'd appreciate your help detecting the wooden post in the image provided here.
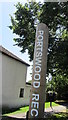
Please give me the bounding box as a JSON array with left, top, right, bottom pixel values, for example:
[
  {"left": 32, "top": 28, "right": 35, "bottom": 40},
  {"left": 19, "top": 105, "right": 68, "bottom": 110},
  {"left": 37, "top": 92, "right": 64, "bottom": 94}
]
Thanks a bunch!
[{"left": 28, "top": 23, "right": 49, "bottom": 119}]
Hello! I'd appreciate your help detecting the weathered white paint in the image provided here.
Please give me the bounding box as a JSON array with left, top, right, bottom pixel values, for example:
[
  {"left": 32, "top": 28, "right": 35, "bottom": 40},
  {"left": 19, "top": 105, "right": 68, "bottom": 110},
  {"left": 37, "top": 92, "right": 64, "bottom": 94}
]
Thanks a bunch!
[{"left": 0, "top": 53, "right": 31, "bottom": 108}]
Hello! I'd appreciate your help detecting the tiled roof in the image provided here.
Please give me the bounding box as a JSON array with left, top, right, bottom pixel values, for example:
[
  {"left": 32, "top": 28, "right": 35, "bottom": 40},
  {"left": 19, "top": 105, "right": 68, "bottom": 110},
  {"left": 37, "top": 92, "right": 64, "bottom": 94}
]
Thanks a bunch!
[{"left": 0, "top": 46, "right": 30, "bottom": 66}]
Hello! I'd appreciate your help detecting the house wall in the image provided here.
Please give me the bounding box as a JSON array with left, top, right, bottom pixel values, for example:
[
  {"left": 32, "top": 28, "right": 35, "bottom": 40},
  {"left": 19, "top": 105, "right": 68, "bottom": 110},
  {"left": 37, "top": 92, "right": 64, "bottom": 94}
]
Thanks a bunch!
[
  {"left": 1, "top": 54, "right": 30, "bottom": 108},
  {"left": 0, "top": 53, "right": 2, "bottom": 111}
]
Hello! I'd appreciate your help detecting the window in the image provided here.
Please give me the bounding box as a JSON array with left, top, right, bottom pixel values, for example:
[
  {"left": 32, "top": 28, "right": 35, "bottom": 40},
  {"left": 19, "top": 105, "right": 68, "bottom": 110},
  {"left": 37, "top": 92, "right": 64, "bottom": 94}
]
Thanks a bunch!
[{"left": 19, "top": 88, "right": 24, "bottom": 98}]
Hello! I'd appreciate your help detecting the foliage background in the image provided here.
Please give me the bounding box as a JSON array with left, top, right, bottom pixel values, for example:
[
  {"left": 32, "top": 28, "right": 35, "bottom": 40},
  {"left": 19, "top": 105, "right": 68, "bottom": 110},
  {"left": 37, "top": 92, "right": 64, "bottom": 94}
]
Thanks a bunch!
[{"left": 9, "top": 2, "right": 68, "bottom": 100}]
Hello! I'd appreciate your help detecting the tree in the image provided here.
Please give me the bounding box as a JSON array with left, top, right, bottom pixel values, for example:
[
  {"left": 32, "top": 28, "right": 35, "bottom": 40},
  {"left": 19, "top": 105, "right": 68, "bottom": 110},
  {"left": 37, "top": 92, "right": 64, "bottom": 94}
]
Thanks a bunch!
[
  {"left": 39, "top": 2, "right": 68, "bottom": 76},
  {"left": 9, "top": 2, "right": 41, "bottom": 61},
  {"left": 46, "top": 74, "right": 68, "bottom": 100},
  {"left": 9, "top": 2, "right": 68, "bottom": 77}
]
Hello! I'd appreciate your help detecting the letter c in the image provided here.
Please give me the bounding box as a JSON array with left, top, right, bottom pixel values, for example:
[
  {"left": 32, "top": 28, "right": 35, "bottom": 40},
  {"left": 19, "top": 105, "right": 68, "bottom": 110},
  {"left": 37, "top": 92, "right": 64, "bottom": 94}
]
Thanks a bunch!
[{"left": 31, "top": 109, "right": 38, "bottom": 117}]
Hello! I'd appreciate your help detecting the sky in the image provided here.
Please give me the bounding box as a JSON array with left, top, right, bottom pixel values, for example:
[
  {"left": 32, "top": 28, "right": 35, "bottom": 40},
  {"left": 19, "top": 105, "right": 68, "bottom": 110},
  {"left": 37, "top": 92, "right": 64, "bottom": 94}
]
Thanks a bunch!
[{"left": 0, "top": 0, "right": 44, "bottom": 81}]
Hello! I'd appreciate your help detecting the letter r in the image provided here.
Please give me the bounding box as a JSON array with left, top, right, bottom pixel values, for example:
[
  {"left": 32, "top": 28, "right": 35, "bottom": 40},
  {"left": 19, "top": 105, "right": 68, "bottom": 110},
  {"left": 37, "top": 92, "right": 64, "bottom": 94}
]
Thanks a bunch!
[{"left": 32, "top": 94, "right": 39, "bottom": 101}]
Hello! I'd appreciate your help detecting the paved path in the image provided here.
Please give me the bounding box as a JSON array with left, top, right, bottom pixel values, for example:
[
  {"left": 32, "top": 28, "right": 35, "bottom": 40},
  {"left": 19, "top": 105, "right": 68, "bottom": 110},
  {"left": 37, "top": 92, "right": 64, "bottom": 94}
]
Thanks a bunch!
[
  {"left": 45, "top": 105, "right": 67, "bottom": 113},
  {"left": 1, "top": 105, "right": 67, "bottom": 119},
  {"left": 44, "top": 105, "right": 67, "bottom": 118}
]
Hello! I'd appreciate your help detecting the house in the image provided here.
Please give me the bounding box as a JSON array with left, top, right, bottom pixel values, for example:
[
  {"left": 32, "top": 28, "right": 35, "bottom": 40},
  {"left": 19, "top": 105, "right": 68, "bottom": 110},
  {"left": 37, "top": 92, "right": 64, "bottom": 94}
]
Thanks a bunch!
[{"left": 0, "top": 46, "right": 31, "bottom": 109}]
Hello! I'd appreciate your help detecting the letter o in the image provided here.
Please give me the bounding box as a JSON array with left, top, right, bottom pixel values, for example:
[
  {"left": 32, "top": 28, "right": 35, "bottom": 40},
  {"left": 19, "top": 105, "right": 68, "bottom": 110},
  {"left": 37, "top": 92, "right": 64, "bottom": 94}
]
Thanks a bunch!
[
  {"left": 34, "top": 74, "right": 40, "bottom": 80},
  {"left": 35, "top": 66, "right": 41, "bottom": 73},
  {"left": 38, "top": 35, "right": 43, "bottom": 41}
]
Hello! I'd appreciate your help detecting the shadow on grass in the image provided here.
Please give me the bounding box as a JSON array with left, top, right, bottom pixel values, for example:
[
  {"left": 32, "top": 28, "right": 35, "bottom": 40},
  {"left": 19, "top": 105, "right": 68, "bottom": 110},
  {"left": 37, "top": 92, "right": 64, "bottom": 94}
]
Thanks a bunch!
[
  {"left": 44, "top": 112, "right": 68, "bottom": 120},
  {"left": 1, "top": 112, "right": 68, "bottom": 120},
  {"left": 2, "top": 107, "right": 19, "bottom": 114},
  {"left": 1, "top": 116, "right": 25, "bottom": 120},
  {"left": 51, "top": 112, "right": 68, "bottom": 120}
]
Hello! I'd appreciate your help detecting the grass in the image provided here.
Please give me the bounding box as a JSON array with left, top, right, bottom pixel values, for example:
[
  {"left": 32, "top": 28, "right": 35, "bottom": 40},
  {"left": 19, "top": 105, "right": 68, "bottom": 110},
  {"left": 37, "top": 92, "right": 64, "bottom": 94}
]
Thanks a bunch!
[
  {"left": 45, "top": 102, "right": 58, "bottom": 108},
  {"left": 3, "top": 102, "right": 58, "bottom": 116}
]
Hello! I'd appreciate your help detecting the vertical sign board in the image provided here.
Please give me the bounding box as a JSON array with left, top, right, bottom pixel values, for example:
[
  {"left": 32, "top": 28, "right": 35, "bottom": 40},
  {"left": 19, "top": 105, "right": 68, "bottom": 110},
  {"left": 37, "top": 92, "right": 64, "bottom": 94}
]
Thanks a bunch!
[{"left": 28, "top": 23, "right": 48, "bottom": 119}]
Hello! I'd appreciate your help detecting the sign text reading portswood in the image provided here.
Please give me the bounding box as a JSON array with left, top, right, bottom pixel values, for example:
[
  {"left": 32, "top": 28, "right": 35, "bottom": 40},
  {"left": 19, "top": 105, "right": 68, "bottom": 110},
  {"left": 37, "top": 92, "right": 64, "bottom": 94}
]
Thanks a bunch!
[{"left": 31, "top": 30, "right": 44, "bottom": 117}]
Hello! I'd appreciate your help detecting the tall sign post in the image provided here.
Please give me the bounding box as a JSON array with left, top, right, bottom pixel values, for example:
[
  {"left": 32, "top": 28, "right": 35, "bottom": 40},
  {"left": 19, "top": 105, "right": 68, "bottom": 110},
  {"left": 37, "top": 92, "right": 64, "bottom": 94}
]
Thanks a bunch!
[{"left": 28, "top": 23, "right": 49, "bottom": 119}]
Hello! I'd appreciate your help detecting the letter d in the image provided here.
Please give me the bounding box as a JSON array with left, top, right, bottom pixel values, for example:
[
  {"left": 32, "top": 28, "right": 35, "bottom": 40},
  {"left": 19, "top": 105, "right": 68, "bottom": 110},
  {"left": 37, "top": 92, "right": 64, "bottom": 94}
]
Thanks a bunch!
[{"left": 33, "top": 81, "right": 40, "bottom": 88}]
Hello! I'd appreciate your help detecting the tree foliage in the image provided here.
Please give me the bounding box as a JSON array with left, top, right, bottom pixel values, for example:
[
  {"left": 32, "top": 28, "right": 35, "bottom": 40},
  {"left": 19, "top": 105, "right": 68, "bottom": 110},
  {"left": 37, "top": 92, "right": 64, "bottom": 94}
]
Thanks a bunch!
[
  {"left": 9, "top": 2, "right": 68, "bottom": 76},
  {"left": 39, "top": 2, "right": 68, "bottom": 76},
  {"left": 46, "top": 74, "right": 68, "bottom": 99},
  {"left": 9, "top": 2, "right": 41, "bottom": 61}
]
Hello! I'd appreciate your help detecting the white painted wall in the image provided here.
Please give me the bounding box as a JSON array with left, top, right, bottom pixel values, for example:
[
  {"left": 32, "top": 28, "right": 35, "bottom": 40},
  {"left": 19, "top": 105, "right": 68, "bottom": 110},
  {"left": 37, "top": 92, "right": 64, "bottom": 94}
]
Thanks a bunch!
[
  {"left": 0, "top": 52, "right": 2, "bottom": 112},
  {"left": 1, "top": 53, "right": 31, "bottom": 108}
]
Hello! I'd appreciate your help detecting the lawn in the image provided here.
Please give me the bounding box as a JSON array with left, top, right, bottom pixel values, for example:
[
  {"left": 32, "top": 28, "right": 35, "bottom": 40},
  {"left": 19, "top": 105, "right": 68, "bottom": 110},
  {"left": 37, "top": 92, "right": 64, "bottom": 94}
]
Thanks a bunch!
[
  {"left": 45, "top": 102, "right": 58, "bottom": 108},
  {"left": 4, "top": 102, "right": 58, "bottom": 116}
]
